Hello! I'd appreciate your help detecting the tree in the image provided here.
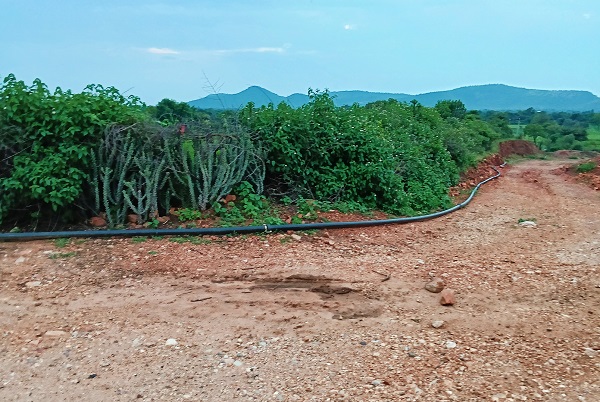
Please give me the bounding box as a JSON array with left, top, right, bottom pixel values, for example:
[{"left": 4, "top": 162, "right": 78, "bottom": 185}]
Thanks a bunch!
[
  {"left": 435, "top": 100, "right": 467, "bottom": 120},
  {"left": 149, "top": 98, "right": 209, "bottom": 124}
]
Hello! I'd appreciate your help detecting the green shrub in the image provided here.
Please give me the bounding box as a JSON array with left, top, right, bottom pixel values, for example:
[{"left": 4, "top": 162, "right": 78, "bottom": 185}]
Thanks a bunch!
[
  {"left": 576, "top": 161, "right": 597, "bottom": 173},
  {"left": 176, "top": 208, "right": 203, "bottom": 222},
  {"left": 0, "top": 74, "right": 144, "bottom": 224},
  {"left": 241, "top": 92, "right": 462, "bottom": 215}
]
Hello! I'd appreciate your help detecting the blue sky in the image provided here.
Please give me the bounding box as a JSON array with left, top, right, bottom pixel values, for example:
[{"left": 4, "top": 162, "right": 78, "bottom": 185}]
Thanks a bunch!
[{"left": 1, "top": 0, "right": 599, "bottom": 105}]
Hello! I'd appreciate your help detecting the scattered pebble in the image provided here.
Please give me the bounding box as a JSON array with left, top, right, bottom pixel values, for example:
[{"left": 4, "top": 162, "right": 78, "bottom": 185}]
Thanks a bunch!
[
  {"left": 44, "top": 330, "right": 68, "bottom": 337},
  {"left": 446, "top": 341, "right": 457, "bottom": 349},
  {"left": 425, "top": 278, "right": 445, "bottom": 293},
  {"left": 431, "top": 320, "right": 445, "bottom": 328},
  {"left": 439, "top": 289, "right": 456, "bottom": 306},
  {"left": 165, "top": 338, "right": 178, "bottom": 346}
]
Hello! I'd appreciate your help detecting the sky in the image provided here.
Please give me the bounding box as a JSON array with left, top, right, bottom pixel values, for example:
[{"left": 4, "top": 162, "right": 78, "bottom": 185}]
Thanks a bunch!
[{"left": 1, "top": 0, "right": 599, "bottom": 105}]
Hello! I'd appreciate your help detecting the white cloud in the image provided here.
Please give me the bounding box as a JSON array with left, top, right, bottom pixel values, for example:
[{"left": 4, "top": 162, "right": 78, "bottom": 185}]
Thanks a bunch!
[
  {"left": 583, "top": 13, "right": 592, "bottom": 19},
  {"left": 254, "top": 47, "right": 285, "bottom": 53},
  {"left": 344, "top": 24, "right": 356, "bottom": 30},
  {"left": 215, "top": 46, "right": 287, "bottom": 54},
  {"left": 147, "top": 47, "right": 180, "bottom": 55}
]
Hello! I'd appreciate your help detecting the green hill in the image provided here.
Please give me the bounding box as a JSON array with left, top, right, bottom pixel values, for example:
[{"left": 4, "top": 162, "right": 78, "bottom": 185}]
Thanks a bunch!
[{"left": 188, "top": 84, "right": 600, "bottom": 112}]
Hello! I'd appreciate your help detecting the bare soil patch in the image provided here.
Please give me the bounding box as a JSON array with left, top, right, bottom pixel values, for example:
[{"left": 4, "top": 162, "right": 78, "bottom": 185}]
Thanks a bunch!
[
  {"left": 498, "top": 140, "right": 540, "bottom": 158},
  {"left": 1, "top": 159, "right": 600, "bottom": 401}
]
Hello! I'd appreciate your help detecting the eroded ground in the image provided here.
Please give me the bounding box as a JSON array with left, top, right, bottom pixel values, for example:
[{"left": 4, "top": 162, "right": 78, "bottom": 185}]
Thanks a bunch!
[{"left": 1, "top": 159, "right": 600, "bottom": 401}]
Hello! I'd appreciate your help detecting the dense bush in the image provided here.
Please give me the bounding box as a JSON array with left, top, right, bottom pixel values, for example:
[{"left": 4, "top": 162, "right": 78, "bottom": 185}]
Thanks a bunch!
[
  {"left": 0, "top": 74, "right": 145, "bottom": 223},
  {"left": 0, "top": 75, "right": 263, "bottom": 227},
  {"left": 240, "top": 91, "right": 496, "bottom": 215}
]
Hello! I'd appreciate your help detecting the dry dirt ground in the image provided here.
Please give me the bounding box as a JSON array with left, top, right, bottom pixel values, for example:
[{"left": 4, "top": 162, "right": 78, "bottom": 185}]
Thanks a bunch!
[{"left": 1, "top": 158, "right": 600, "bottom": 402}]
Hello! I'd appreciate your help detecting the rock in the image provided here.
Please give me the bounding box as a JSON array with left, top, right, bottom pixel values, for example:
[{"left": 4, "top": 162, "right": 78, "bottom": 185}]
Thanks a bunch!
[
  {"left": 99, "top": 360, "right": 110, "bottom": 367},
  {"left": 440, "top": 289, "right": 456, "bottom": 306},
  {"left": 584, "top": 348, "right": 598, "bottom": 358},
  {"left": 127, "top": 214, "right": 139, "bottom": 224},
  {"left": 446, "top": 340, "right": 457, "bottom": 349},
  {"left": 291, "top": 234, "right": 302, "bottom": 241},
  {"left": 157, "top": 216, "right": 170, "bottom": 224},
  {"left": 233, "top": 360, "right": 243, "bottom": 367},
  {"left": 15, "top": 257, "right": 26, "bottom": 264},
  {"left": 519, "top": 220, "right": 537, "bottom": 228},
  {"left": 44, "top": 330, "right": 68, "bottom": 337},
  {"left": 425, "top": 278, "right": 445, "bottom": 293},
  {"left": 165, "top": 338, "right": 178, "bottom": 346},
  {"left": 372, "top": 380, "right": 383, "bottom": 386},
  {"left": 25, "top": 281, "right": 42, "bottom": 288},
  {"left": 431, "top": 320, "right": 445, "bottom": 329},
  {"left": 89, "top": 216, "right": 107, "bottom": 227},
  {"left": 224, "top": 194, "right": 237, "bottom": 203}
]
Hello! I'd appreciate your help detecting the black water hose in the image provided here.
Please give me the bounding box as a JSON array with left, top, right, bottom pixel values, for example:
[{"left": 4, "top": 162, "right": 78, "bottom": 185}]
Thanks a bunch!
[{"left": 0, "top": 165, "right": 505, "bottom": 241}]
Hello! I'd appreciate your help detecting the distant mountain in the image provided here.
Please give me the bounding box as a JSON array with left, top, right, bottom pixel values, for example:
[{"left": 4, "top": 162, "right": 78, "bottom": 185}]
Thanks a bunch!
[{"left": 188, "top": 84, "right": 600, "bottom": 112}]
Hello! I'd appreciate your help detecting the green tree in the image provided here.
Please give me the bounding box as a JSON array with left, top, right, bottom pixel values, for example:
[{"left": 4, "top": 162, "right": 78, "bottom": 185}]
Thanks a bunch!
[
  {"left": 149, "top": 98, "right": 209, "bottom": 124},
  {"left": 435, "top": 100, "right": 467, "bottom": 120}
]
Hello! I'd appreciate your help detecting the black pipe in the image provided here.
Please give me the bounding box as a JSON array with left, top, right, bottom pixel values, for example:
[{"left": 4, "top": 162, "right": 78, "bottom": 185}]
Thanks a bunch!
[{"left": 0, "top": 165, "right": 504, "bottom": 241}]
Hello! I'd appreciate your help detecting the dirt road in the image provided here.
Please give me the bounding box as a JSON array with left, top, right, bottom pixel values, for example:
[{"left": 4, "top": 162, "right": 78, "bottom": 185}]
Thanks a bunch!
[{"left": 1, "top": 159, "right": 599, "bottom": 401}]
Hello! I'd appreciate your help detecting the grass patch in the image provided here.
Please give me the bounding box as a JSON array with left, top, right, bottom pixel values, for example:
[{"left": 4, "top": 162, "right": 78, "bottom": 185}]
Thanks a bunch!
[
  {"left": 54, "top": 238, "right": 70, "bottom": 248},
  {"left": 190, "top": 237, "right": 211, "bottom": 245},
  {"left": 49, "top": 251, "right": 77, "bottom": 259},
  {"left": 582, "top": 125, "right": 600, "bottom": 151},
  {"left": 131, "top": 236, "right": 148, "bottom": 243},
  {"left": 576, "top": 161, "right": 597, "bottom": 173},
  {"left": 169, "top": 236, "right": 189, "bottom": 244}
]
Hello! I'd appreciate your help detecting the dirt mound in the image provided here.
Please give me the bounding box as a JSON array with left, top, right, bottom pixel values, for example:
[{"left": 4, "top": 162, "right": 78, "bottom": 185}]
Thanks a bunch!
[
  {"left": 571, "top": 156, "right": 600, "bottom": 191},
  {"left": 553, "top": 150, "right": 580, "bottom": 158},
  {"left": 553, "top": 150, "right": 599, "bottom": 159},
  {"left": 449, "top": 154, "right": 505, "bottom": 198},
  {"left": 498, "top": 140, "right": 539, "bottom": 157}
]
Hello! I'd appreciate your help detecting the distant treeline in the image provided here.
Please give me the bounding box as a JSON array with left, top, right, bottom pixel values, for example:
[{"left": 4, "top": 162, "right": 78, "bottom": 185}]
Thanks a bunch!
[{"left": 480, "top": 108, "right": 600, "bottom": 151}]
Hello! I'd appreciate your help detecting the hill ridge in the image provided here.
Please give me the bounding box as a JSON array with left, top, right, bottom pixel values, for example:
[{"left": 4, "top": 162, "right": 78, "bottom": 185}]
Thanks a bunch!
[{"left": 188, "top": 84, "right": 600, "bottom": 112}]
